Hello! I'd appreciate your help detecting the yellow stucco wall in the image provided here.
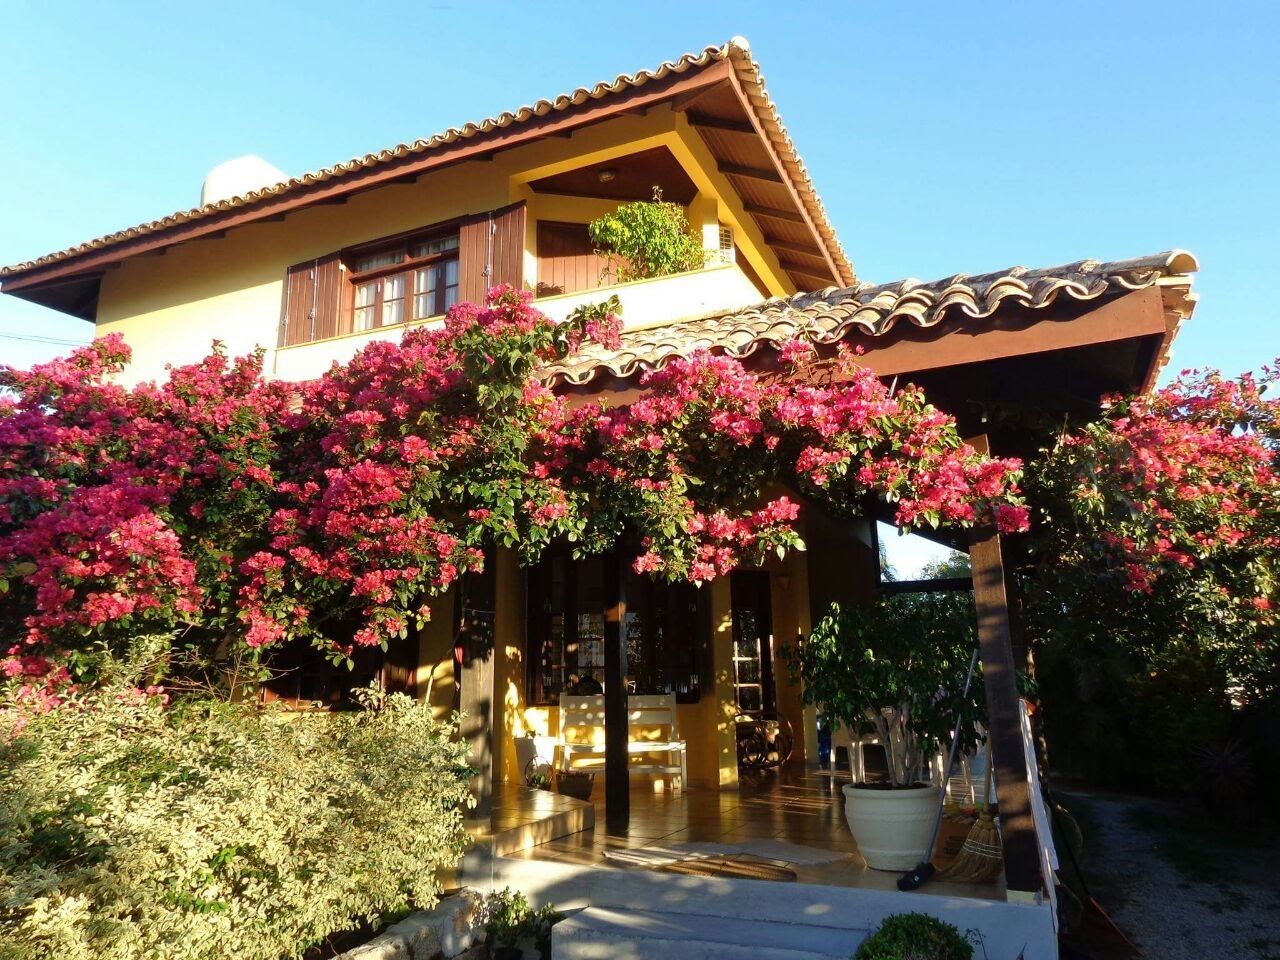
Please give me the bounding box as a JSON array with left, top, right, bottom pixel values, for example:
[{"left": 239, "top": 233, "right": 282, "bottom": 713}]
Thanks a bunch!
[
  {"left": 417, "top": 586, "right": 457, "bottom": 722},
  {"left": 94, "top": 105, "right": 797, "bottom": 386}
]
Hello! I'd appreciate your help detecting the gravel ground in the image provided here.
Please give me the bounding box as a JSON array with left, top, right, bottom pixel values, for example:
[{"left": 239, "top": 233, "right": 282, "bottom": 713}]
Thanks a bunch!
[{"left": 1060, "top": 791, "right": 1280, "bottom": 960}]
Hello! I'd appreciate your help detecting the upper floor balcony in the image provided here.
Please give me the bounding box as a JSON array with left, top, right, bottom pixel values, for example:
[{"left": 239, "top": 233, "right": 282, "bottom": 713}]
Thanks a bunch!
[{"left": 270, "top": 258, "right": 767, "bottom": 383}]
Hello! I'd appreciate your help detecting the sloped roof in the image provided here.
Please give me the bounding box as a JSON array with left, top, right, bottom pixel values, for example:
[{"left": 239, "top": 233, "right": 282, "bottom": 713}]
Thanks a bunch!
[
  {"left": 1, "top": 37, "right": 853, "bottom": 288},
  {"left": 544, "top": 250, "right": 1199, "bottom": 386}
]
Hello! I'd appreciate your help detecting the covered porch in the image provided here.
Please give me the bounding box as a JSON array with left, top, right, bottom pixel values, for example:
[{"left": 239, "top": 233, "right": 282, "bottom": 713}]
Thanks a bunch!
[{"left": 447, "top": 252, "right": 1198, "bottom": 944}]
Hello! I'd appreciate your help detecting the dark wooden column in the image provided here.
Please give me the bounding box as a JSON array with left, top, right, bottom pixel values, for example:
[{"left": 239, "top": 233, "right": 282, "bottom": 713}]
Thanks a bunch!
[
  {"left": 457, "top": 588, "right": 495, "bottom": 823},
  {"left": 603, "top": 550, "right": 631, "bottom": 835},
  {"left": 966, "top": 435, "right": 1043, "bottom": 896}
]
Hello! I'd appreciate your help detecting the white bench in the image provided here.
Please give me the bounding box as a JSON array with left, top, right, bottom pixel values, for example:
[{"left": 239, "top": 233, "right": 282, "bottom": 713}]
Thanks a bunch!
[{"left": 558, "top": 693, "right": 687, "bottom": 791}]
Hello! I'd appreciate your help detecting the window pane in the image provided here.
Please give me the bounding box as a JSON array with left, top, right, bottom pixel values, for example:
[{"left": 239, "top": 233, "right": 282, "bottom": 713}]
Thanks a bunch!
[
  {"left": 382, "top": 274, "right": 405, "bottom": 326},
  {"left": 410, "top": 234, "right": 459, "bottom": 258},
  {"left": 353, "top": 250, "right": 402, "bottom": 273},
  {"left": 413, "top": 266, "right": 437, "bottom": 319},
  {"left": 353, "top": 281, "right": 377, "bottom": 332},
  {"left": 442, "top": 259, "right": 459, "bottom": 312}
]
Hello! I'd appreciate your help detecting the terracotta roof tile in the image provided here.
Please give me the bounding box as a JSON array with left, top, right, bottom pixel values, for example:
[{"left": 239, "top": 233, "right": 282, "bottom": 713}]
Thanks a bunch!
[
  {"left": 2, "top": 38, "right": 853, "bottom": 285},
  {"left": 544, "top": 250, "right": 1198, "bottom": 385}
]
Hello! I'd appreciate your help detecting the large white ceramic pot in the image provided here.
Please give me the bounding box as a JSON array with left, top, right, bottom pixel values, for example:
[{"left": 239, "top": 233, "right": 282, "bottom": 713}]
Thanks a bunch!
[{"left": 842, "top": 783, "right": 941, "bottom": 871}]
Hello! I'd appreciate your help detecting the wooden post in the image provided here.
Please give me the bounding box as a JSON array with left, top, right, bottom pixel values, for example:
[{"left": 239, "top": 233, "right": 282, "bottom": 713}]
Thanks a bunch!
[
  {"left": 966, "top": 435, "right": 1043, "bottom": 896},
  {"left": 458, "top": 602, "right": 495, "bottom": 824},
  {"left": 603, "top": 550, "right": 631, "bottom": 835}
]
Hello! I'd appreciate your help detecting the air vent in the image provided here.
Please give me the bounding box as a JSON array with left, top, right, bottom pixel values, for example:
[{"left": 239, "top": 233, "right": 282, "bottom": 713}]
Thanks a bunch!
[{"left": 718, "top": 224, "right": 735, "bottom": 264}]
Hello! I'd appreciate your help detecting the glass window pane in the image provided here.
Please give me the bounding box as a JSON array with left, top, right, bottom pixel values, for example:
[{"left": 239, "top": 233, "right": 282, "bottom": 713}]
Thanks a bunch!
[
  {"left": 410, "top": 234, "right": 459, "bottom": 258},
  {"left": 737, "top": 685, "right": 763, "bottom": 714},
  {"left": 353, "top": 305, "right": 376, "bottom": 332},
  {"left": 353, "top": 250, "right": 402, "bottom": 273},
  {"left": 413, "top": 267, "right": 437, "bottom": 296},
  {"left": 442, "top": 260, "right": 459, "bottom": 312},
  {"left": 381, "top": 274, "right": 405, "bottom": 326},
  {"left": 354, "top": 281, "right": 377, "bottom": 308},
  {"left": 413, "top": 266, "right": 437, "bottom": 319}
]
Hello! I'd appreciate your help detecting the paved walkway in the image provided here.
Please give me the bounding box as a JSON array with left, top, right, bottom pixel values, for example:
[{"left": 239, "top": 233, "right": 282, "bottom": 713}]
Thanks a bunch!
[{"left": 1061, "top": 791, "right": 1280, "bottom": 960}]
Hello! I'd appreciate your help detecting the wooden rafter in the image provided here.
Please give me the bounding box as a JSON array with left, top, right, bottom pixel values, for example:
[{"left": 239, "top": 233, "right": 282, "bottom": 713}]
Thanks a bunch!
[
  {"left": 743, "top": 202, "right": 806, "bottom": 224},
  {"left": 717, "top": 161, "right": 784, "bottom": 183},
  {"left": 685, "top": 114, "right": 756, "bottom": 135}
]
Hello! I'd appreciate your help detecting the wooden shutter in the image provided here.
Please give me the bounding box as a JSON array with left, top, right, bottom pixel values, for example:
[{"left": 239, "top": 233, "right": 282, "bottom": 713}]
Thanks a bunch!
[
  {"left": 279, "top": 253, "right": 342, "bottom": 347},
  {"left": 535, "top": 221, "right": 610, "bottom": 296},
  {"left": 489, "top": 201, "right": 526, "bottom": 290},
  {"left": 457, "top": 201, "right": 528, "bottom": 305}
]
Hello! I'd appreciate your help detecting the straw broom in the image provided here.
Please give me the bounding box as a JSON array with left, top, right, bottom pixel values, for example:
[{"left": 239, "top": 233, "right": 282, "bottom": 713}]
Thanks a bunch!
[{"left": 938, "top": 743, "right": 1003, "bottom": 884}]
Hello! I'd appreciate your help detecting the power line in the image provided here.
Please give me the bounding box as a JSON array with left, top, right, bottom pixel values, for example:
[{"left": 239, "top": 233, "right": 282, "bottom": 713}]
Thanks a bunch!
[{"left": 0, "top": 332, "right": 91, "bottom": 347}]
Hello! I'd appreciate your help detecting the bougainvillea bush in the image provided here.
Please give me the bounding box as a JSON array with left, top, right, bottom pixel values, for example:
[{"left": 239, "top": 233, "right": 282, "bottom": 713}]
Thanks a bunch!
[
  {"left": 1, "top": 287, "right": 1026, "bottom": 708},
  {"left": 1027, "top": 361, "right": 1279, "bottom": 789},
  {"left": 0, "top": 657, "right": 471, "bottom": 960}
]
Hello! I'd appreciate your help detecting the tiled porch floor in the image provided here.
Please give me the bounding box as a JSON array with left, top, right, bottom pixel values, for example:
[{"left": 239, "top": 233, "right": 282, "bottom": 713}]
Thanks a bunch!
[{"left": 497, "top": 765, "right": 1006, "bottom": 901}]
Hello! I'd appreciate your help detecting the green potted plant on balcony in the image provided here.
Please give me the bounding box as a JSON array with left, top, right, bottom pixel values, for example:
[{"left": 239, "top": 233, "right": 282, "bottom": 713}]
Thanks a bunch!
[
  {"left": 588, "top": 187, "right": 710, "bottom": 282},
  {"left": 786, "top": 592, "right": 982, "bottom": 871}
]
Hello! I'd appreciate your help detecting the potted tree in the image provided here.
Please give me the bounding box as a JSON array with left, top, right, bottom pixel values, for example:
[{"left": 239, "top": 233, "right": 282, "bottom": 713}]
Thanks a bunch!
[{"left": 786, "top": 592, "right": 982, "bottom": 871}]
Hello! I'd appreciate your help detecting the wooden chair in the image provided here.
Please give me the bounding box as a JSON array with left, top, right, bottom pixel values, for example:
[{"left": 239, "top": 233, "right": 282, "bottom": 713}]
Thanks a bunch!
[{"left": 557, "top": 692, "right": 687, "bottom": 791}]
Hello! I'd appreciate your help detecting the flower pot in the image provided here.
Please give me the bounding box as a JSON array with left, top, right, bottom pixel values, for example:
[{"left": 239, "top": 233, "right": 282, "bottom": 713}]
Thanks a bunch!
[
  {"left": 554, "top": 770, "right": 594, "bottom": 801},
  {"left": 842, "top": 782, "right": 941, "bottom": 871}
]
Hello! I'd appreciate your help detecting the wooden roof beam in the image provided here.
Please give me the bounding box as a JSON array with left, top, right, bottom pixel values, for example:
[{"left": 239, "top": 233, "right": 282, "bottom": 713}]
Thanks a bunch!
[
  {"left": 779, "top": 261, "right": 837, "bottom": 285},
  {"left": 763, "top": 236, "right": 824, "bottom": 257},
  {"left": 718, "top": 162, "right": 783, "bottom": 183},
  {"left": 743, "top": 202, "right": 805, "bottom": 224},
  {"left": 686, "top": 114, "right": 756, "bottom": 135}
]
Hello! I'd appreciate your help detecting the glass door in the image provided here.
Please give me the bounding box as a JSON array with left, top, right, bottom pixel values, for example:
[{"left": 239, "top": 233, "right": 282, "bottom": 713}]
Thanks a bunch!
[{"left": 729, "top": 571, "right": 775, "bottom": 717}]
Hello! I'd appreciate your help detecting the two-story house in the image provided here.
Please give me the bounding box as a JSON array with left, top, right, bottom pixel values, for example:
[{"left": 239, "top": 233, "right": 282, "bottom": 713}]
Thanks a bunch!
[{"left": 1, "top": 38, "right": 1198, "bottom": 950}]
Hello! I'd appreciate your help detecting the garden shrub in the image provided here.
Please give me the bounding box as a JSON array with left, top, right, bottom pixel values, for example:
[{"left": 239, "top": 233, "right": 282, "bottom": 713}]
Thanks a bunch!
[
  {"left": 852, "top": 912, "right": 973, "bottom": 960},
  {"left": 587, "top": 187, "right": 709, "bottom": 282},
  {"left": 0, "top": 677, "right": 472, "bottom": 960}
]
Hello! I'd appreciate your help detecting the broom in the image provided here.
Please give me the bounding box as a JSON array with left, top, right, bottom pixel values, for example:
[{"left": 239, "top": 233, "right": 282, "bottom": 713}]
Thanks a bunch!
[
  {"left": 937, "top": 745, "right": 1003, "bottom": 884},
  {"left": 897, "top": 649, "right": 980, "bottom": 891}
]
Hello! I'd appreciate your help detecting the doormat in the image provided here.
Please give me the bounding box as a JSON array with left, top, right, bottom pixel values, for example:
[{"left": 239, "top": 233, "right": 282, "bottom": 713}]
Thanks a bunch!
[{"left": 656, "top": 856, "right": 798, "bottom": 882}]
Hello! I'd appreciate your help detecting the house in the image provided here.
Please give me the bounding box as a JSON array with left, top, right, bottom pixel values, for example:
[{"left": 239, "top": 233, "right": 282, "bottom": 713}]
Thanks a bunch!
[{"left": 1, "top": 38, "right": 1197, "bottom": 958}]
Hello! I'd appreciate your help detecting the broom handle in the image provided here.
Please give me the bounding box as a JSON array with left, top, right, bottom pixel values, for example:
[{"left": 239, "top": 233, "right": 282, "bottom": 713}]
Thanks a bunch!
[{"left": 923, "top": 649, "right": 980, "bottom": 860}]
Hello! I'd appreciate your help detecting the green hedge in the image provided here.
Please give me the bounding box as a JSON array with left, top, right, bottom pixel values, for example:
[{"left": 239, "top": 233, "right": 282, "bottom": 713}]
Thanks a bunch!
[{"left": 0, "top": 688, "right": 472, "bottom": 960}]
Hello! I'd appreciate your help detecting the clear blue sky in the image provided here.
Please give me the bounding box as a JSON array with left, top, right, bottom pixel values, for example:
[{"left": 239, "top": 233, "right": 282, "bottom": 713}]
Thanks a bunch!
[{"left": 2, "top": 0, "right": 1278, "bottom": 379}]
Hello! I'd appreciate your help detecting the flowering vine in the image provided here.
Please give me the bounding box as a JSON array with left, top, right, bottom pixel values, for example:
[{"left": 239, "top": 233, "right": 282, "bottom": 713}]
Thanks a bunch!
[
  {"left": 1, "top": 288, "right": 1026, "bottom": 703},
  {"left": 1029, "top": 361, "right": 1279, "bottom": 700}
]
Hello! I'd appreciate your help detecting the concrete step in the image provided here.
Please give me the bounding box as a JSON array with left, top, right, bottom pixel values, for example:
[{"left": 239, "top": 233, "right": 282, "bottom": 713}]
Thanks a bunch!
[
  {"left": 474, "top": 856, "right": 1058, "bottom": 960},
  {"left": 552, "top": 906, "right": 854, "bottom": 960}
]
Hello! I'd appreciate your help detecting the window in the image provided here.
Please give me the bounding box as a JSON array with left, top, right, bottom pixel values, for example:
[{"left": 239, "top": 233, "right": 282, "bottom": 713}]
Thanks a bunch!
[
  {"left": 729, "top": 570, "right": 775, "bottom": 717},
  {"left": 525, "top": 548, "right": 709, "bottom": 706},
  {"left": 346, "top": 232, "right": 459, "bottom": 332}
]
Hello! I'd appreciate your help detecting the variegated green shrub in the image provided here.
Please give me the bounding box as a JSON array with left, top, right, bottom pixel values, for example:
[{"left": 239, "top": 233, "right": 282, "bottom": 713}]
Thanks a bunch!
[{"left": 0, "top": 686, "right": 472, "bottom": 960}]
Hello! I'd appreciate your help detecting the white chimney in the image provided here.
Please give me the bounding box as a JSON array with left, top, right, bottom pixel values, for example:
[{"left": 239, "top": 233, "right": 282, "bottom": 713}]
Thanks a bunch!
[{"left": 200, "top": 155, "right": 288, "bottom": 206}]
